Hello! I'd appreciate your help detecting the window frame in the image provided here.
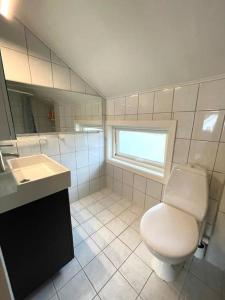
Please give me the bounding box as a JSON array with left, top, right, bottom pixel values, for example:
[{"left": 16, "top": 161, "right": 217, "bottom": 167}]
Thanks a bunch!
[{"left": 106, "top": 120, "right": 177, "bottom": 184}]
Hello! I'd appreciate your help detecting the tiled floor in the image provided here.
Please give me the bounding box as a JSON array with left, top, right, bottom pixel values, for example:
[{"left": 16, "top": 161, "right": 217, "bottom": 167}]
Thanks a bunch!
[{"left": 26, "top": 189, "right": 225, "bottom": 300}]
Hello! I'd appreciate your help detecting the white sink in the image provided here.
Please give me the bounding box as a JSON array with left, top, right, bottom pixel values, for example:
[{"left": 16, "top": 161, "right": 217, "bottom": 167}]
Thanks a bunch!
[{"left": 0, "top": 154, "right": 71, "bottom": 213}]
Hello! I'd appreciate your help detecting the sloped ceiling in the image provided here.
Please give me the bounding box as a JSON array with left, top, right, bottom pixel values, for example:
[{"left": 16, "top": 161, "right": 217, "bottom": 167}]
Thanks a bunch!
[{"left": 16, "top": 0, "right": 225, "bottom": 97}]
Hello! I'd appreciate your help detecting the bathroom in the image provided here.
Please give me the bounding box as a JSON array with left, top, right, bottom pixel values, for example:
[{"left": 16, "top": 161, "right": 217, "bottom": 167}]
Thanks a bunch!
[{"left": 0, "top": 0, "right": 225, "bottom": 299}]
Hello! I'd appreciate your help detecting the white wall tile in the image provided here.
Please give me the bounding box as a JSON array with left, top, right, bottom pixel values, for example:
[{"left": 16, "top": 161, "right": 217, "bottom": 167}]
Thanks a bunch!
[
  {"left": 214, "top": 143, "right": 225, "bottom": 173},
  {"left": 173, "top": 139, "right": 190, "bottom": 164},
  {"left": 133, "top": 189, "right": 145, "bottom": 209},
  {"left": 17, "top": 136, "right": 41, "bottom": 157},
  {"left": 88, "top": 133, "right": 100, "bottom": 148},
  {"left": 77, "top": 167, "right": 90, "bottom": 185},
  {"left": 114, "top": 167, "right": 123, "bottom": 181},
  {"left": 220, "top": 120, "right": 225, "bottom": 142},
  {"left": 59, "top": 134, "right": 76, "bottom": 154},
  {"left": 70, "top": 70, "right": 86, "bottom": 93},
  {"left": 192, "top": 111, "right": 225, "bottom": 141},
  {"left": 188, "top": 140, "right": 218, "bottom": 170},
  {"left": 76, "top": 150, "right": 89, "bottom": 168},
  {"left": 173, "top": 112, "right": 194, "bottom": 139},
  {"left": 206, "top": 212, "right": 225, "bottom": 270},
  {"left": 154, "top": 89, "right": 173, "bottom": 113},
  {"left": 145, "top": 195, "right": 160, "bottom": 211},
  {"left": 123, "top": 170, "right": 134, "bottom": 186},
  {"left": 114, "top": 97, "right": 125, "bottom": 115},
  {"left": 133, "top": 175, "right": 146, "bottom": 193},
  {"left": 210, "top": 172, "right": 225, "bottom": 201},
  {"left": 146, "top": 180, "right": 162, "bottom": 200},
  {"left": 0, "top": 17, "right": 27, "bottom": 53},
  {"left": 51, "top": 51, "right": 67, "bottom": 67},
  {"left": 78, "top": 182, "right": 90, "bottom": 198},
  {"left": 125, "top": 114, "right": 137, "bottom": 120},
  {"left": 153, "top": 113, "right": 171, "bottom": 120},
  {"left": 39, "top": 134, "right": 60, "bottom": 156},
  {"left": 138, "top": 113, "right": 153, "bottom": 120},
  {"left": 89, "top": 149, "right": 100, "bottom": 165},
  {"left": 1, "top": 47, "right": 31, "bottom": 83},
  {"left": 125, "top": 95, "right": 138, "bottom": 115},
  {"left": 52, "top": 63, "right": 70, "bottom": 90},
  {"left": 60, "top": 153, "right": 76, "bottom": 171},
  {"left": 138, "top": 92, "right": 154, "bottom": 114},
  {"left": 75, "top": 133, "right": 88, "bottom": 151},
  {"left": 106, "top": 100, "right": 114, "bottom": 116},
  {"left": 173, "top": 84, "right": 198, "bottom": 112},
  {"left": 219, "top": 186, "right": 225, "bottom": 213},
  {"left": 197, "top": 79, "right": 225, "bottom": 111},
  {"left": 122, "top": 184, "right": 133, "bottom": 201},
  {"left": 26, "top": 29, "right": 50, "bottom": 61},
  {"left": 29, "top": 56, "right": 53, "bottom": 87}
]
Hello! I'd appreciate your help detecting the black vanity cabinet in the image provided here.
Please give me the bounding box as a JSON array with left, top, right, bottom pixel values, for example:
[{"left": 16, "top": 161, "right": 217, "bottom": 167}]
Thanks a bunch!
[{"left": 0, "top": 189, "right": 74, "bottom": 300}]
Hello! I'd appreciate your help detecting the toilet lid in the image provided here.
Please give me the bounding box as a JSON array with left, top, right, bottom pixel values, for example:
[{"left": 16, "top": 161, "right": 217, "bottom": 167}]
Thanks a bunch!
[{"left": 140, "top": 203, "right": 199, "bottom": 259}]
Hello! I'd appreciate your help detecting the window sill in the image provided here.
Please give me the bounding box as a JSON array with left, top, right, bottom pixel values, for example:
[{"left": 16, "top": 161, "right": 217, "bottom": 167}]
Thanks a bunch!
[{"left": 107, "top": 157, "right": 166, "bottom": 184}]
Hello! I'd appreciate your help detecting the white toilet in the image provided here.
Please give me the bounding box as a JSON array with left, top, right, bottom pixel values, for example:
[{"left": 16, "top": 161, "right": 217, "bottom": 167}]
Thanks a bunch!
[{"left": 140, "top": 164, "right": 208, "bottom": 282}]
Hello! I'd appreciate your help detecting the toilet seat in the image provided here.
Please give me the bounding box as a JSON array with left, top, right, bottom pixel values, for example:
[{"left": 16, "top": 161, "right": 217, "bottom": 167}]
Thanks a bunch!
[{"left": 140, "top": 203, "right": 199, "bottom": 260}]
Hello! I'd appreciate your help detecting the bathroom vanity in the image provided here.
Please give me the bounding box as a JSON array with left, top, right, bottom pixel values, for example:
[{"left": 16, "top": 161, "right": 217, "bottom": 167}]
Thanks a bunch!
[{"left": 0, "top": 155, "right": 74, "bottom": 300}]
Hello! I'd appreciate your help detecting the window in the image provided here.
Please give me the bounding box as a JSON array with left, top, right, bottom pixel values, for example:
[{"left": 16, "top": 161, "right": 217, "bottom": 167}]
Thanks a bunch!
[
  {"left": 114, "top": 129, "right": 167, "bottom": 167},
  {"left": 106, "top": 120, "right": 177, "bottom": 183}
]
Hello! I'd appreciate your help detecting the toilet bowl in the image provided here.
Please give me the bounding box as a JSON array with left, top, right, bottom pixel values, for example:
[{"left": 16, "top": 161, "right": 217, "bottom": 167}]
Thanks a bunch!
[{"left": 140, "top": 164, "right": 208, "bottom": 282}]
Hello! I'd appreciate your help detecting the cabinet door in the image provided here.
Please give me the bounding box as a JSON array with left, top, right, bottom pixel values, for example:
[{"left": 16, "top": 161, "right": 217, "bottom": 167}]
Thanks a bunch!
[{"left": 0, "top": 52, "right": 16, "bottom": 140}]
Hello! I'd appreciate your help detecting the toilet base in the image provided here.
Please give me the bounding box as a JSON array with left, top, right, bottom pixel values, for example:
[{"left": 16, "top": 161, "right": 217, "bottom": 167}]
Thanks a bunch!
[{"left": 152, "top": 256, "right": 183, "bottom": 282}]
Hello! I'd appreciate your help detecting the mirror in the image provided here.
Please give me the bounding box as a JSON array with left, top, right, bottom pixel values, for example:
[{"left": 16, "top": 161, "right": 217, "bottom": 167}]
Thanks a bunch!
[{"left": 6, "top": 81, "right": 103, "bottom": 135}]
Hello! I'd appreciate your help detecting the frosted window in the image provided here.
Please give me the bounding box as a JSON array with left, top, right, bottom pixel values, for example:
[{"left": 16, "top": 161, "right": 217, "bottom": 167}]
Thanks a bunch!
[{"left": 116, "top": 129, "right": 167, "bottom": 165}]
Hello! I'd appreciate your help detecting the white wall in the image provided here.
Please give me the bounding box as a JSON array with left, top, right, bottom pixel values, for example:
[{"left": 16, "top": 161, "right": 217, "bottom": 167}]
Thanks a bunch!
[{"left": 105, "top": 77, "right": 225, "bottom": 270}]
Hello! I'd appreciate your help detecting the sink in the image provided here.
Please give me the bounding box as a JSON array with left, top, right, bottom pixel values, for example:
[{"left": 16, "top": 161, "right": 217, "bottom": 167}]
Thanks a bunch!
[
  {"left": 0, "top": 154, "right": 71, "bottom": 213},
  {"left": 8, "top": 154, "right": 69, "bottom": 185}
]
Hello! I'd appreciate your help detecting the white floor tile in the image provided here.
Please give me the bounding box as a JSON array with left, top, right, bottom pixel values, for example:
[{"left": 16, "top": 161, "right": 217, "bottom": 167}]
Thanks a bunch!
[
  {"left": 88, "top": 202, "right": 105, "bottom": 215},
  {"left": 91, "top": 227, "right": 116, "bottom": 250},
  {"left": 134, "top": 242, "right": 154, "bottom": 269},
  {"left": 72, "top": 225, "right": 88, "bottom": 247},
  {"left": 53, "top": 258, "right": 81, "bottom": 291},
  {"left": 99, "top": 272, "right": 137, "bottom": 300},
  {"left": 58, "top": 270, "right": 96, "bottom": 300},
  {"left": 75, "top": 237, "right": 101, "bottom": 267},
  {"left": 140, "top": 273, "right": 179, "bottom": 300},
  {"left": 189, "top": 257, "right": 224, "bottom": 294},
  {"left": 119, "top": 209, "right": 137, "bottom": 225},
  {"left": 81, "top": 217, "right": 103, "bottom": 235},
  {"left": 119, "top": 227, "right": 142, "bottom": 250},
  {"left": 180, "top": 272, "right": 221, "bottom": 300},
  {"left": 84, "top": 253, "right": 116, "bottom": 292},
  {"left": 108, "top": 203, "right": 126, "bottom": 216},
  {"left": 96, "top": 209, "right": 115, "bottom": 224},
  {"left": 104, "top": 238, "right": 131, "bottom": 268},
  {"left": 71, "top": 216, "right": 79, "bottom": 228},
  {"left": 106, "top": 217, "right": 128, "bottom": 236},
  {"left": 119, "top": 253, "right": 152, "bottom": 293},
  {"left": 73, "top": 208, "right": 93, "bottom": 224}
]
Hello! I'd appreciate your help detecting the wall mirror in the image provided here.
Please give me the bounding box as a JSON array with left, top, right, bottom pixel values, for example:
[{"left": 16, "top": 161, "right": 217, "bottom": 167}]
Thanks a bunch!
[{"left": 6, "top": 80, "right": 103, "bottom": 135}]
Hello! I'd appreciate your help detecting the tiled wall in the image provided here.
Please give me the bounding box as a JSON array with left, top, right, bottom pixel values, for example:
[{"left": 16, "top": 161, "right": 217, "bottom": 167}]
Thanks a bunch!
[
  {"left": 1, "top": 132, "right": 105, "bottom": 202},
  {"left": 0, "top": 16, "right": 98, "bottom": 95},
  {"left": 0, "top": 16, "right": 105, "bottom": 200},
  {"left": 105, "top": 77, "right": 225, "bottom": 270}
]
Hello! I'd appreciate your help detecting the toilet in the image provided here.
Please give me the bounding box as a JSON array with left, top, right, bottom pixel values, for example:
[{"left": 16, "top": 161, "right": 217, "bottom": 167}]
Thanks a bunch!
[{"left": 140, "top": 164, "right": 208, "bottom": 282}]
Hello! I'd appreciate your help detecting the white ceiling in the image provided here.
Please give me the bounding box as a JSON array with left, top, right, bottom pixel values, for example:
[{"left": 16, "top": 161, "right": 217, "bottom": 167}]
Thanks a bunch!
[{"left": 16, "top": 0, "right": 225, "bottom": 98}]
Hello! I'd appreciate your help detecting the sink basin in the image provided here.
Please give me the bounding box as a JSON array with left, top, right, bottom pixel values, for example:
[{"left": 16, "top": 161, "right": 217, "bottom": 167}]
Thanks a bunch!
[
  {"left": 8, "top": 154, "right": 69, "bottom": 185},
  {"left": 0, "top": 154, "right": 71, "bottom": 213}
]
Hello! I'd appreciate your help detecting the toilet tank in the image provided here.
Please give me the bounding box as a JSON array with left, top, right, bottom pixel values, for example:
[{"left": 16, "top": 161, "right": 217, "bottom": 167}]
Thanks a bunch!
[{"left": 163, "top": 165, "right": 208, "bottom": 222}]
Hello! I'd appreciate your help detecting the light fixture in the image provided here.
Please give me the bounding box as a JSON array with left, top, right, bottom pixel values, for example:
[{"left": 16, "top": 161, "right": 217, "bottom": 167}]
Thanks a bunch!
[{"left": 0, "top": 0, "right": 18, "bottom": 19}]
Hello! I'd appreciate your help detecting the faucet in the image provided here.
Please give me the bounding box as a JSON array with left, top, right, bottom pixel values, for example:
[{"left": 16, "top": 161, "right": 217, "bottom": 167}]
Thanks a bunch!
[{"left": 0, "top": 144, "right": 19, "bottom": 173}]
